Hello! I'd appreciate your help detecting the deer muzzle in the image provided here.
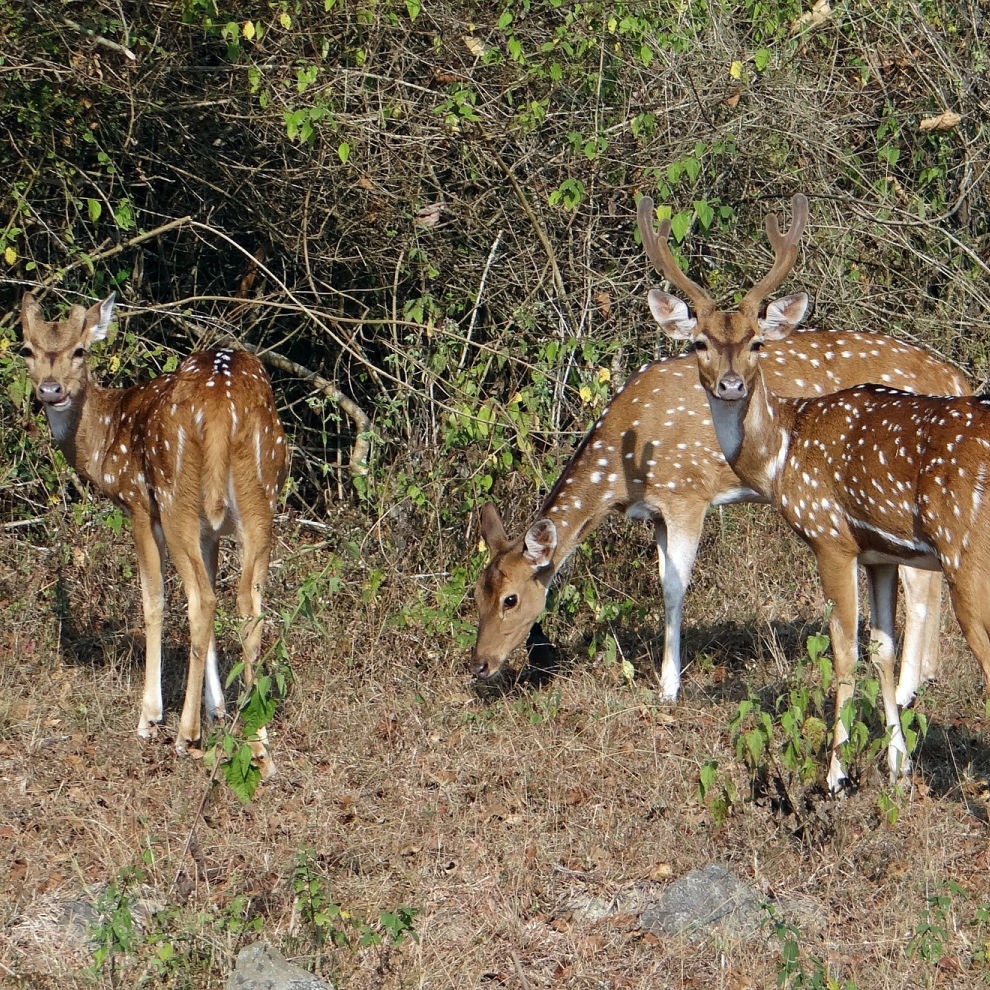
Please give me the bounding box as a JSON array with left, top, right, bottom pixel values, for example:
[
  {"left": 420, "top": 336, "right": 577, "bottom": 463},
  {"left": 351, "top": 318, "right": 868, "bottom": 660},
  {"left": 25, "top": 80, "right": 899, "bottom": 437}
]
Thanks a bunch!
[
  {"left": 37, "top": 379, "right": 71, "bottom": 408},
  {"left": 469, "top": 650, "right": 498, "bottom": 679},
  {"left": 715, "top": 373, "right": 747, "bottom": 401}
]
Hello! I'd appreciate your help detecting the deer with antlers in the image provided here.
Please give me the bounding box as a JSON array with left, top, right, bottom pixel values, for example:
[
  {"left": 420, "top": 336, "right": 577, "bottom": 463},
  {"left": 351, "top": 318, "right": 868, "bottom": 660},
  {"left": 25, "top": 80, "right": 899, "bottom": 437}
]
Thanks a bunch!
[
  {"left": 472, "top": 218, "right": 967, "bottom": 756},
  {"left": 639, "top": 192, "right": 989, "bottom": 792},
  {"left": 20, "top": 292, "right": 288, "bottom": 777}
]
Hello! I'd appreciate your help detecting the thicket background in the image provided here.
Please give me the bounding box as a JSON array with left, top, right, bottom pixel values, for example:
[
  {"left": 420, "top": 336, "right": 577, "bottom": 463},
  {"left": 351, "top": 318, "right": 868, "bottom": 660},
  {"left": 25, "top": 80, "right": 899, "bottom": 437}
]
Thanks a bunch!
[{"left": 2, "top": 1, "right": 990, "bottom": 987}]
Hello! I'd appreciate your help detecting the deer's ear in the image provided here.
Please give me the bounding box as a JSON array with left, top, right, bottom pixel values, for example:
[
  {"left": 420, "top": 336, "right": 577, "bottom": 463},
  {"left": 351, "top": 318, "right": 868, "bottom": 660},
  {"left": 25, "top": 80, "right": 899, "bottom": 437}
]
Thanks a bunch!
[
  {"left": 85, "top": 293, "right": 116, "bottom": 344},
  {"left": 20, "top": 293, "right": 43, "bottom": 332},
  {"left": 648, "top": 289, "right": 697, "bottom": 341},
  {"left": 523, "top": 519, "right": 556, "bottom": 569},
  {"left": 759, "top": 293, "right": 808, "bottom": 340},
  {"left": 479, "top": 502, "right": 509, "bottom": 554}
]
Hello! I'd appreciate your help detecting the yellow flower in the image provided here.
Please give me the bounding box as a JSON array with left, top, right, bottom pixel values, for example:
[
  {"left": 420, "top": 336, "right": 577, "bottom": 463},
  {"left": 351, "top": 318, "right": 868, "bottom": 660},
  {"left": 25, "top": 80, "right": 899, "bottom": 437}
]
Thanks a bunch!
[
  {"left": 578, "top": 384, "right": 593, "bottom": 404},
  {"left": 597, "top": 367, "right": 611, "bottom": 384},
  {"left": 109, "top": 355, "right": 121, "bottom": 373}
]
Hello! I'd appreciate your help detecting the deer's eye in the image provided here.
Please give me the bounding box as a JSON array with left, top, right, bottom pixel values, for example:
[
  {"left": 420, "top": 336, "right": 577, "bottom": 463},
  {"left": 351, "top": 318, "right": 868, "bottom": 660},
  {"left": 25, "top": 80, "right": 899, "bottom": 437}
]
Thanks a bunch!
[
  {"left": 73, "top": 347, "right": 86, "bottom": 359},
  {"left": 751, "top": 340, "right": 764, "bottom": 353},
  {"left": 692, "top": 339, "right": 708, "bottom": 353},
  {"left": 503, "top": 594, "right": 518, "bottom": 610},
  {"left": 20, "top": 346, "right": 33, "bottom": 359}
]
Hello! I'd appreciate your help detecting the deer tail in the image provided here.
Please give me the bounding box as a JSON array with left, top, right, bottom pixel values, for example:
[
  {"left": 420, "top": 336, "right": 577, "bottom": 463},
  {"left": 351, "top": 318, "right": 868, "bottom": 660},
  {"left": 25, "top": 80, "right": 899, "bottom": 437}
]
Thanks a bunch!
[{"left": 202, "top": 408, "right": 231, "bottom": 530}]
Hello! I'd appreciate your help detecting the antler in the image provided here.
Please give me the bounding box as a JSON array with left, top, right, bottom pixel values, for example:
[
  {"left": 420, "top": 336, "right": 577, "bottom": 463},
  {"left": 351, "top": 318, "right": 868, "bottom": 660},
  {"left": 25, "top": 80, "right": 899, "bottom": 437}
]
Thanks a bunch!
[
  {"left": 637, "top": 196, "right": 714, "bottom": 312},
  {"left": 739, "top": 193, "right": 809, "bottom": 315}
]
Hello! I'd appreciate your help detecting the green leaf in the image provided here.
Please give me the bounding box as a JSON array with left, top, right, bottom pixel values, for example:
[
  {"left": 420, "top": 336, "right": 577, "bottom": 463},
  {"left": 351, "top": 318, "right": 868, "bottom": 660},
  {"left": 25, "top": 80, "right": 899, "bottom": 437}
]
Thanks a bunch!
[
  {"left": 669, "top": 210, "right": 692, "bottom": 242},
  {"left": 222, "top": 741, "right": 261, "bottom": 802},
  {"left": 113, "top": 200, "right": 135, "bottom": 231},
  {"left": 87, "top": 198, "right": 102, "bottom": 222},
  {"left": 694, "top": 199, "right": 714, "bottom": 230},
  {"left": 241, "top": 680, "right": 277, "bottom": 736}
]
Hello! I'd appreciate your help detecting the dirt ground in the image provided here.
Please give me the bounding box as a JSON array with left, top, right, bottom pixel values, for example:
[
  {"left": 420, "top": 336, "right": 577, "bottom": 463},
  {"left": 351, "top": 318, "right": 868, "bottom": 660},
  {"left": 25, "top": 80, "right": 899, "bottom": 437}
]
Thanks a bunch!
[{"left": 1, "top": 495, "right": 989, "bottom": 989}]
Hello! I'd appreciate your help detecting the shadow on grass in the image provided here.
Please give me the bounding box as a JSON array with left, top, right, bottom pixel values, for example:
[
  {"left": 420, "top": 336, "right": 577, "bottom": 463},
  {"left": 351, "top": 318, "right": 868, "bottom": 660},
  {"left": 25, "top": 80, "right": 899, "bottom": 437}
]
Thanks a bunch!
[
  {"left": 51, "top": 572, "right": 191, "bottom": 714},
  {"left": 474, "top": 613, "right": 990, "bottom": 815},
  {"left": 480, "top": 614, "right": 825, "bottom": 703},
  {"left": 915, "top": 720, "right": 990, "bottom": 814}
]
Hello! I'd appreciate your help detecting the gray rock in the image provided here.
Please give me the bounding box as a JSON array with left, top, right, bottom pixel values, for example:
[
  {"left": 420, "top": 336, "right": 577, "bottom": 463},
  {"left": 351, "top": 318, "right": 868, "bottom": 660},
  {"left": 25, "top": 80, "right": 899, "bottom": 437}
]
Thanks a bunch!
[
  {"left": 57, "top": 897, "right": 101, "bottom": 942},
  {"left": 640, "top": 865, "right": 763, "bottom": 939},
  {"left": 226, "top": 942, "right": 334, "bottom": 990}
]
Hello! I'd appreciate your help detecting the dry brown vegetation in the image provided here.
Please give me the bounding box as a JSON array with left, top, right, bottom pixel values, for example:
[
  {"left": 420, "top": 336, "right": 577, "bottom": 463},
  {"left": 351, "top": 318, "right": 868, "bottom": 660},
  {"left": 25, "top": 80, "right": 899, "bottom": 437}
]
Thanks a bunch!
[
  {"left": 3, "top": 0, "right": 990, "bottom": 987},
  {"left": 2, "top": 500, "right": 990, "bottom": 988}
]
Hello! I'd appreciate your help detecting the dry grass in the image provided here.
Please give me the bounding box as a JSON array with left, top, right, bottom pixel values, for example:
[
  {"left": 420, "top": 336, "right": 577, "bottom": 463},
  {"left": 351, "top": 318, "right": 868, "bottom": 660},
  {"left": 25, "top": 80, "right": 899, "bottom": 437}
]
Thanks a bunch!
[
  {"left": 2, "top": 495, "right": 989, "bottom": 989},
  {"left": 3, "top": 3, "right": 990, "bottom": 986}
]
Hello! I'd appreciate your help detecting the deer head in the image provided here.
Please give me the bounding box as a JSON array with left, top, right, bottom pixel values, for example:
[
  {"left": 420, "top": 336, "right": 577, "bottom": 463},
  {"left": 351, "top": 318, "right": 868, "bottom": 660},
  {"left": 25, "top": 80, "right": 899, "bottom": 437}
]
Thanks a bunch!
[
  {"left": 471, "top": 502, "right": 557, "bottom": 679},
  {"left": 639, "top": 194, "right": 810, "bottom": 403},
  {"left": 20, "top": 292, "right": 116, "bottom": 418}
]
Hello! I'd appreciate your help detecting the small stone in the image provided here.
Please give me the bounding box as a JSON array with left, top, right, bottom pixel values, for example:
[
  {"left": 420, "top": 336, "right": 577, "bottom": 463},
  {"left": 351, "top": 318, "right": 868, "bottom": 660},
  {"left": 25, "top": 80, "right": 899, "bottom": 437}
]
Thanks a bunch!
[
  {"left": 640, "top": 865, "right": 763, "bottom": 939},
  {"left": 225, "top": 941, "right": 334, "bottom": 990}
]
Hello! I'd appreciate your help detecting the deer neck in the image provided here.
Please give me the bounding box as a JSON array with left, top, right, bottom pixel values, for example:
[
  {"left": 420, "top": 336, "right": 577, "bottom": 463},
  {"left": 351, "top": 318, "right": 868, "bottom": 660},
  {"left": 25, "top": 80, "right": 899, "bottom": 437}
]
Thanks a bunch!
[
  {"left": 46, "top": 381, "right": 127, "bottom": 491},
  {"left": 538, "top": 477, "right": 613, "bottom": 575},
  {"left": 707, "top": 370, "right": 796, "bottom": 501}
]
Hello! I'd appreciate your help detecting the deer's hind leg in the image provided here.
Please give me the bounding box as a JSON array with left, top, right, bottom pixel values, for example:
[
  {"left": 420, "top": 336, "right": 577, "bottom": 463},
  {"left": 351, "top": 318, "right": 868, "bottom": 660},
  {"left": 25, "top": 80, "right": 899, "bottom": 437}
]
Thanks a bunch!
[
  {"left": 133, "top": 511, "right": 167, "bottom": 739},
  {"left": 946, "top": 569, "right": 990, "bottom": 692},
  {"left": 896, "top": 567, "right": 942, "bottom": 706},
  {"left": 200, "top": 527, "right": 225, "bottom": 721},
  {"left": 231, "top": 469, "right": 280, "bottom": 778},
  {"left": 866, "top": 563, "right": 911, "bottom": 781},
  {"left": 161, "top": 509, "right": 218, "bottom": 756}
]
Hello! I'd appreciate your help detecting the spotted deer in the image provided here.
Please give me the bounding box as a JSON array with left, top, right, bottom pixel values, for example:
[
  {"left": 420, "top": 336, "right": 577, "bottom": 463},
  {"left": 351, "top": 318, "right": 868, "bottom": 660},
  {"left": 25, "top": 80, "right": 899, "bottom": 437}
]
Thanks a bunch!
[
  {"left": 20, "top": 292, "right": 288, "bottom": 777},
  {"left": 640, "top": 191, "right": 987, "bottom": 791},
  {"left": 472, "top": 218, "right": 967, "bottom": 739}
]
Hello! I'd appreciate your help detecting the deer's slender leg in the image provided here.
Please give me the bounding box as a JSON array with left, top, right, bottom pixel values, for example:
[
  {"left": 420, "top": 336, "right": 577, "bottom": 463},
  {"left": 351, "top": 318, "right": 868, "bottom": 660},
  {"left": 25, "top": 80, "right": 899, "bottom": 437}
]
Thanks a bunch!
[
  {"left": 867, "top": 563, "right": 910, "bottom": 780},
  {"left": 654, "top": 503, "right": 707, "bottom": 701},
  {"left": 230, "top": 466, "right": 279, "bottom": 776},
  {"left": 947, "top": 573, "right": 990, "bottom": 690},
  {"left": 815, "top": 548, "right": 860, "bottom": 794},
  {"left": 133, "top": 512, "right": 167, "bottom": 738},
  {"left": 165, "top": 517, "right": 218, "bottom": 754},
  {"left": 200, "top": 527, "right": 225, "bottom": 720},
  {"left": 897, "top": 567, "right": 942, "bottom": 705}
]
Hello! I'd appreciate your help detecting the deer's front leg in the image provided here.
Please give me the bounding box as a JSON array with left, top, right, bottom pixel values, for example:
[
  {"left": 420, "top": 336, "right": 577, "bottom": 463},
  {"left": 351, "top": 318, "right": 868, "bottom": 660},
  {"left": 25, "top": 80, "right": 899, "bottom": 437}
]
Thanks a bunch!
[
  {"left": 654, "top": 503, "right": 707, "bottom": 702},
  {"left": 816, "top": 548, "right": 860, "bottom": 795},
  {"left": 133, "top": 515, "right": 167, "bottom": 739}
]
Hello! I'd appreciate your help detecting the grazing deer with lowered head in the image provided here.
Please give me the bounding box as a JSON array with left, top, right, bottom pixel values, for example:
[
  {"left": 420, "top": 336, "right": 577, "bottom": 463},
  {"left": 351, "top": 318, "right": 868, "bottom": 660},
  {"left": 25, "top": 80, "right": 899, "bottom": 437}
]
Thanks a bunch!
[
  {"left": 472, "top": 229, "right": 967, "bottom": 708},
  {"left": 20, "top": 292, "right": 288, "bottom": 778},
  {"left": 641, "top": 192, "right": 984, "bottom": 792}
]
